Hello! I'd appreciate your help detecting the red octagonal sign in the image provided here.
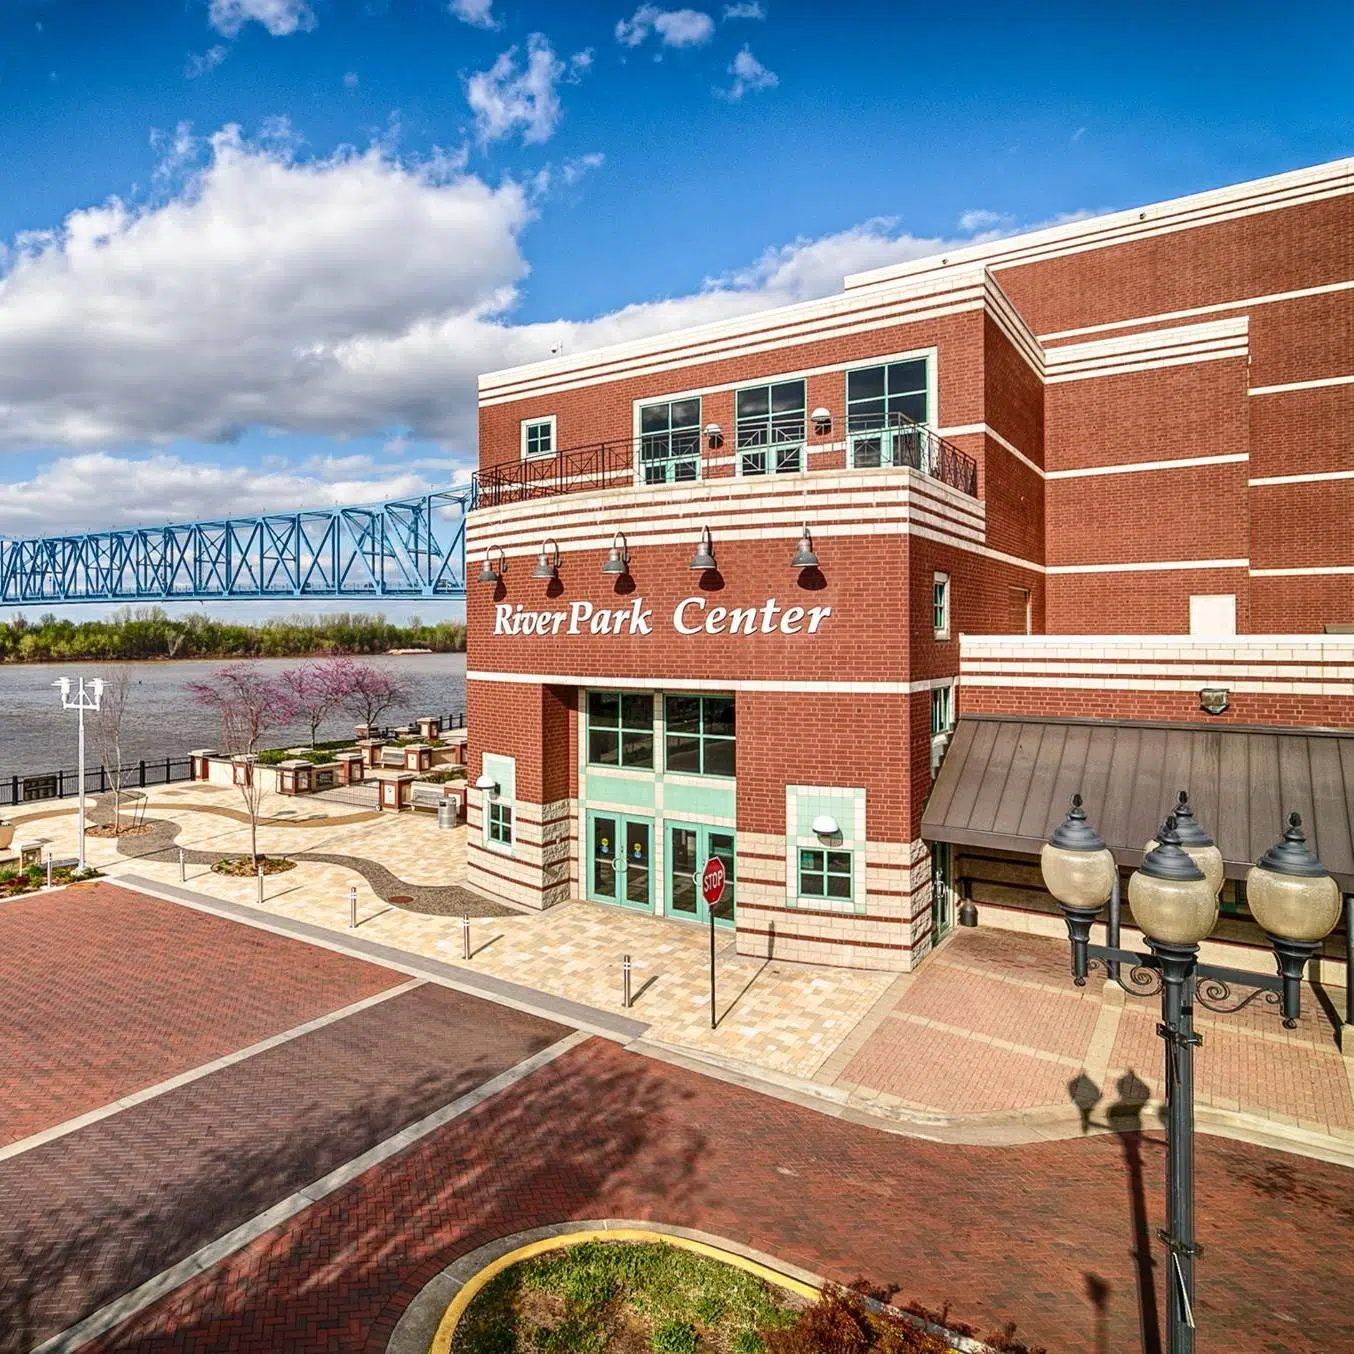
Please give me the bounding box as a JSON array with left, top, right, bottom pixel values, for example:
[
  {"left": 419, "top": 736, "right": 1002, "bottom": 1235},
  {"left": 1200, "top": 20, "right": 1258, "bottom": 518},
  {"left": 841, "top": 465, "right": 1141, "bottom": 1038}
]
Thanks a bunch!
[{"left": 701, "top": 856, "right": 726, "bottom": 908}]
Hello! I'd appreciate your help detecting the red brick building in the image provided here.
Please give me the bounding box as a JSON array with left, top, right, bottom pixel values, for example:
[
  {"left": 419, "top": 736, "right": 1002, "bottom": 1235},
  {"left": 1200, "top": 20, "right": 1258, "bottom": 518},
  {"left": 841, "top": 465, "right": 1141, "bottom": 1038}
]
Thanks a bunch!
[{"left": 463, "top": 155, "right": 1354, "bottom": 976}]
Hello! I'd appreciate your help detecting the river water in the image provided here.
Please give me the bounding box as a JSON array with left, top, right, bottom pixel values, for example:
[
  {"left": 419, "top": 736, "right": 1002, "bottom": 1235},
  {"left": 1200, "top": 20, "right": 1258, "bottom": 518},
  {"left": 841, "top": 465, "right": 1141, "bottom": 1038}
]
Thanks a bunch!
[{"left": 0, "top": 654, "right": 466, "bottom": 780}]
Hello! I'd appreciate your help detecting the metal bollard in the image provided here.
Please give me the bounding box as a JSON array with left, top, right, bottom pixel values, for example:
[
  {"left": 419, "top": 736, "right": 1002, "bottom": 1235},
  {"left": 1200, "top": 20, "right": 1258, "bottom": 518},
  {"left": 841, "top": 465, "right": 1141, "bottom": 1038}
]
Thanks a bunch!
[
  {"left": 46, "top": 852, "right": 53, "bottom": 890},
  {"left": 462, "top": 913, "right": 471, "bottom": 961},
  {"left": 348, "top": 883, "right": 358, "bottom": 929},
  {"left": 622, "top": 953, "right": 632, "bottom": 1009},
  {"left": 179, "top": 847, "right": 186, "bottom": 882},
  {"left": 257, "top": 864, "right": 265, "bottom": 905}
]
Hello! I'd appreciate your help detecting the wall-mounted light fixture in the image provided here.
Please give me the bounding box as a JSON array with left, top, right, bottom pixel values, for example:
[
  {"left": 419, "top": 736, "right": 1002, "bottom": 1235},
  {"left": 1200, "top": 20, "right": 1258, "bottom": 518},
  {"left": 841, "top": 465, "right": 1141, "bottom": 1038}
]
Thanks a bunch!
[
  {"left": 474, "top": 773, "right": 498, "bottom": 797},
  {"left": 811, "top": 406, "right": 832, "bottom": 436},
  {"left": 477, "top": 545, "right": 507, "bottom": 585},
  {"left": 689, "top": 525, "right": 716, "bottom": 572},
  {"left": 791, "top": 525, "right": 819, "bottom": 570},
  {"left": 811, "top": 813, "right": 840, "bottom": 838},
  {"left": 705, "top": 422, "right": 723, "bottom": 450},
  {"left": 601, "top": 531, "right": 630, "bottom": 577},
  {"left": 532, "top": 538, "right": 561, "bottom": 581}
]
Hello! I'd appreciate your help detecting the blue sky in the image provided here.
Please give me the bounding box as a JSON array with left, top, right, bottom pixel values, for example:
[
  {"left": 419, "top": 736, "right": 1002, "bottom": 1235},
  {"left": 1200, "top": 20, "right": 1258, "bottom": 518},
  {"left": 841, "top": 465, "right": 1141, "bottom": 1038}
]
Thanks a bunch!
[{"left": 0, "top": 0, "right": 1350, "bottom": 617}]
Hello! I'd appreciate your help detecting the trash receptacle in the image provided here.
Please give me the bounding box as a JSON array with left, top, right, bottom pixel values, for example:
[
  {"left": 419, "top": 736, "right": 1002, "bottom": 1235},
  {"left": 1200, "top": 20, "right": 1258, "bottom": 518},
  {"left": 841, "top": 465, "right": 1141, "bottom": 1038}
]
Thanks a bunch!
[{"left": 437, "top": 800, "right": 455, "bottom": 830}]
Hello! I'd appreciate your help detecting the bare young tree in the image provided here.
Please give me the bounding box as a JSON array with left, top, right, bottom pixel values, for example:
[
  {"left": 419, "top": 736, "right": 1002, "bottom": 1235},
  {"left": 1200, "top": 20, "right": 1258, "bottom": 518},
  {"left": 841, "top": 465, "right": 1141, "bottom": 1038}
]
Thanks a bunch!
[
  {"left": 188, "top": 665, "right": 296, "bottom": 870},
  {"left": 338, "top": 659, "right": 413, "bottom": 734},
  {"left": 278, "top": 659, "right": 351, "bottom": 748},
  {"left": 91, "top": 669, "right": 132, "bottom": 835}
]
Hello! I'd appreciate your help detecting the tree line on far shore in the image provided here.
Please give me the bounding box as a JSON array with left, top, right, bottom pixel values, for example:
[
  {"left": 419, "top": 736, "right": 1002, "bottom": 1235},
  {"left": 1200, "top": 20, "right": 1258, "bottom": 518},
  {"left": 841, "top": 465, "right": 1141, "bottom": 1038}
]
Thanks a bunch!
[{"left": 0, "top": 607, "right": 466, "bottom": 663}]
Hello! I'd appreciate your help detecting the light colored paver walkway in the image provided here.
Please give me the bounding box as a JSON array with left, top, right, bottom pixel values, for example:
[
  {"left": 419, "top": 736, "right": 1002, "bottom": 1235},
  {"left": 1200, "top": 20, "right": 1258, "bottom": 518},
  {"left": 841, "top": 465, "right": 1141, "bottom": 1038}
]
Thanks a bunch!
[
  {"left": 9, "top": 788, "right": 893, "bottom": 1080},
  {"left": 12, "top": 785, "right": 1352, "bottom": 1151}
]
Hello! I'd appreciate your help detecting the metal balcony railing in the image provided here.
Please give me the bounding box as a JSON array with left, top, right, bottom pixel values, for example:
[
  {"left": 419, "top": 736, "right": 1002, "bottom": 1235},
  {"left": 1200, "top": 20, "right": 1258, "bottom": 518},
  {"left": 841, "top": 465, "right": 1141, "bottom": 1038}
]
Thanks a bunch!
[{"left": 472, "top": 410, "right": 979, "bottom": 508}]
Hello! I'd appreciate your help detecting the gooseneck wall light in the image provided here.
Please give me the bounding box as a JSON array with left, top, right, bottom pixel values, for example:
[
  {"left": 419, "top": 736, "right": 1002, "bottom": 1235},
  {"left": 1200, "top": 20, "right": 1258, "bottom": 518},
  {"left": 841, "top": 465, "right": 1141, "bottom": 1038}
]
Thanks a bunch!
[
  {"left": 1038, "top": 791, "right": 1343, "bottom": 1354},
  {"left": 477, "top": 545, "right": 507, "bottom": 585},
  {"left": 790, "top": 525, "right": 819, "bottom": 571},
  {"left": 532, "top": 538, "right": 562, "bottom": 581},
  {"left": 601, "top": 531, "right": 631, "bottom": 577},
  {"left": 688, "top": 525, "right": 716, "bottom": 572}
]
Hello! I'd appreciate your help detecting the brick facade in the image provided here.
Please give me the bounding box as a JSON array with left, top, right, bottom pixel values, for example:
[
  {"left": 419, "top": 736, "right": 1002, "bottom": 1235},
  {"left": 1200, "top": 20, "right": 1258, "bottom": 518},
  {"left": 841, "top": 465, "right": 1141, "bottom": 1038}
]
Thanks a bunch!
[{"left": 465, "top": 156, "right": 1354, "bottom": 968}]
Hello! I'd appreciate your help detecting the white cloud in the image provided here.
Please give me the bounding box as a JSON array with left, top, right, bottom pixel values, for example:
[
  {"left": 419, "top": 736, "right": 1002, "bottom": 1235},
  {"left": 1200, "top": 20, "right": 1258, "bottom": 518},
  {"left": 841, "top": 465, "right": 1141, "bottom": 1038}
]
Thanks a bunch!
[
  {"left": 0, "top": 451, "right": 439, "bottom": 537},
  {"left": 0, "top": 121, "right": 1076, "bottom": 541},
  {"left": 722, "top": 1, "right": 764, "bottom": 17},
  {"left": 186, "top": 45, "right": 229, "bottom": 78},
  {"left": 466, "top": 34, "right": 590, "bottom": 146},
  {"left": 449, "top": 0, "right": 498, "bottom": 29},
  {"left": 615, "top": 6, "right": 715, "bottom": 48},
  {"left": 716, "top": 43, "right": 777, "bottom": 99},
  {"left": 957, "top": 208, "right": 1005, "bottom": 232},
  {"left": 207, "top": 0, "right": 316, "bottom": 38},
  {"left": 343, "top": 70, "right": 359, "bottom": 89}
]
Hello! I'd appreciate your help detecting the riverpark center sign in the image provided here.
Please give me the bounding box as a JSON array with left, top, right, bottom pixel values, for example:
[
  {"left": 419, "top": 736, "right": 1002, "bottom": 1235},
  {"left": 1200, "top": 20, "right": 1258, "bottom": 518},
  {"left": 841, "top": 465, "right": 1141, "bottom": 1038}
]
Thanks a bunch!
[{"left": 492, "top": 597, "right": 834, "bottom": 638}]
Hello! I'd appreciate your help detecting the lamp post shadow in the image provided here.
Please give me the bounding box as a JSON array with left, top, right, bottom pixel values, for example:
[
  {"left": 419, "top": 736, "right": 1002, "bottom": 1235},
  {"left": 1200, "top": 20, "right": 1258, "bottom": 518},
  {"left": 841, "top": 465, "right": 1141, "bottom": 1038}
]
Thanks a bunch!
[{"left": 1068, "top": 1068, "right": 1163, "bottom": 1354}]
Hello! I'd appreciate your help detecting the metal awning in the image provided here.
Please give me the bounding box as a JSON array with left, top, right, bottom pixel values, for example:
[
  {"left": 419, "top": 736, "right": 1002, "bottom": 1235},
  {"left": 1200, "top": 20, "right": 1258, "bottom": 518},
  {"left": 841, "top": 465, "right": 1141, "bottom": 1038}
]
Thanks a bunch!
[{"left": 922, "top": 715, "right": 1354, "bottom": 890}]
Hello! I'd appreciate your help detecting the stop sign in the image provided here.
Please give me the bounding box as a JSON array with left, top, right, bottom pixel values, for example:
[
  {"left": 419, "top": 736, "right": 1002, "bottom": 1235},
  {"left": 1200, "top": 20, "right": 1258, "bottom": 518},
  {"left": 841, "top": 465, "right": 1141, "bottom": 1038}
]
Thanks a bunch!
[{"left": 700, "top": 856, "right": 726, "bottom": 907}]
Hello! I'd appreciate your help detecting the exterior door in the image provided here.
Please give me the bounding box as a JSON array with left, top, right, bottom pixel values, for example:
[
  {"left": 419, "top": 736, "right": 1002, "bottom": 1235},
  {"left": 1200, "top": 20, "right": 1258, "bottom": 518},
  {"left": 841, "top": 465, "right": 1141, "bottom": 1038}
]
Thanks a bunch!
[
  {"left": 666, "top": 822, "right": 736, "bottom": 927},
  {"left": 1008, "top": 586, "right": 1031, "bottom": 635},
  {"left": 931, "top": 842, "right": 953, "bottom": 941},
  {"left": 588, "top": 812, "right": 653, "bottom": 912}
]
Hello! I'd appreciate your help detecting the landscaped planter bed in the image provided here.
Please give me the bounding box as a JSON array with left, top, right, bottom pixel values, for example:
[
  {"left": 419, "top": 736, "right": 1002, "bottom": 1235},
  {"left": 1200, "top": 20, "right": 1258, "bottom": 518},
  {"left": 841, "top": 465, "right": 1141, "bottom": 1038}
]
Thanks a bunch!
[
  {"left": 450, "top": 1239, "right": 803, "bottom": 1354},
  {"left": 212, "top": 855, "right": 298, "bottom": 877},
  {"left": 0, "top": 864, "right": 98, "bottom": 898}
]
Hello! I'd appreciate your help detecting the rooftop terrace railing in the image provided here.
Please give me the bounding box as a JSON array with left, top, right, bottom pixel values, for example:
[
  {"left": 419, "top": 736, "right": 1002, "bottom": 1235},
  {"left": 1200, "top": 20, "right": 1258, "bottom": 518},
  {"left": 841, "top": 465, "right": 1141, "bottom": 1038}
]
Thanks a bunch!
[{"left": 472, "top": 410, "right": 979, "bottom": 508}]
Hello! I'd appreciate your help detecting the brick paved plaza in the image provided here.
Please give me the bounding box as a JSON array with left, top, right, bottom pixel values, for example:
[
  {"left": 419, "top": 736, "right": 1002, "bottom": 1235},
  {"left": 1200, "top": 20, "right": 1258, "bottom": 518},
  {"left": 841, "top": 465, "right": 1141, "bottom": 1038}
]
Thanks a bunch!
[{"left": 2, "top": 880, "right": 1352, "bottom": 1354}]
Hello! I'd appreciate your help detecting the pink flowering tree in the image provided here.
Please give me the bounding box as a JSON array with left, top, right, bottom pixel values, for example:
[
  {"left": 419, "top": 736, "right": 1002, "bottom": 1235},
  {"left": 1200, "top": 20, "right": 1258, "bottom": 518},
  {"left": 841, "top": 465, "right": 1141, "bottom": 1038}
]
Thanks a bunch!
[
  {"left": 278, "top": 659, "right": 354, "bottom": 748},
  {"left": 188, "top": 665, "right": 297, "bottom": 869},
  {"left": 338, "top": 659, "right": 413, "bottom": 734}
]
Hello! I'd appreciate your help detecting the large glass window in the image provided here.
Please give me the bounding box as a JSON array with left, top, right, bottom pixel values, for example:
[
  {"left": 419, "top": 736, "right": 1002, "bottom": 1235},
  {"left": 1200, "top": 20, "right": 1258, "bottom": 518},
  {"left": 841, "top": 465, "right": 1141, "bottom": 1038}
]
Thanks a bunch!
[
  {"left": 587, "top": 691, "right": 654, "bottom": 768},
  {"left": 800, "top": 848, "right": 852, "bottom": 900},
  {"left": 639, "top": 398, "right": 702, "bottom": 484},
  {"left": 736, "top": 380, "right": 806, "bottom": 475},
  {"left": 664, "top": 694, "right": 735, "bottom": 776},
  {"left": 847, "top": 359, "right": 929, "bottom": 468}
]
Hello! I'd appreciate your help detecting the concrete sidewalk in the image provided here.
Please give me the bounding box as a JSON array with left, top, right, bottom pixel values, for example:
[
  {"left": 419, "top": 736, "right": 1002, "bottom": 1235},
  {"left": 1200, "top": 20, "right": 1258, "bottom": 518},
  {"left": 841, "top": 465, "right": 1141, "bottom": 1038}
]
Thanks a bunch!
[{"left": 11, "top": 787, "right": 1353, "bottom": 1163}]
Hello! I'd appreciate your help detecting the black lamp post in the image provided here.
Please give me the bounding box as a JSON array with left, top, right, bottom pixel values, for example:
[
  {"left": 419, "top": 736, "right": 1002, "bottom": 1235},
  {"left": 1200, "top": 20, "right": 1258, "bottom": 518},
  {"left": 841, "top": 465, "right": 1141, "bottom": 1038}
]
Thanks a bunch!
[{"left": 1040, "top": 794, "right": 1342, "bottom": 1354}]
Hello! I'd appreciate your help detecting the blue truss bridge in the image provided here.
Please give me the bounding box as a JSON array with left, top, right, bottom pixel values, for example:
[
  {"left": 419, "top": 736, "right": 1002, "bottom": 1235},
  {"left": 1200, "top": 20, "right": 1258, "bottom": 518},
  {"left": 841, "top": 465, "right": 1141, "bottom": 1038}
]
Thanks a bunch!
[{"left": 0, "top": 489, "right": 472, "bottom": 606}]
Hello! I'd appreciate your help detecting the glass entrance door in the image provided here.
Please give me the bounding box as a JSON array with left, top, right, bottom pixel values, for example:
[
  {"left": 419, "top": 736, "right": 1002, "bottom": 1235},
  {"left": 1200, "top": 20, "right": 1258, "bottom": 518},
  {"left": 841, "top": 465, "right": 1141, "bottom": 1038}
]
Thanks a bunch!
[
  {"left": 931, "top": 842, "right": 953, "bottom": 940},
  {"left": 588, "top": 812, "right": 653, "bottom": 912},
  {"left": 666, "top": 822, "right": 736, "bottom": 926}
]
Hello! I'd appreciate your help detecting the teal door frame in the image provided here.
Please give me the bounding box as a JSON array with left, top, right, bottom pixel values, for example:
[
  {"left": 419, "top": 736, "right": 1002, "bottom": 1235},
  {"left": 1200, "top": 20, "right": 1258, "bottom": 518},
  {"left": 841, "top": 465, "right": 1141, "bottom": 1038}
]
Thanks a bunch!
[
  {"left": 664, "top": 820, "right": 736, "bottom": 927},
  {"left": 586, "top": 810, "right": 654, "bottom": 912}
]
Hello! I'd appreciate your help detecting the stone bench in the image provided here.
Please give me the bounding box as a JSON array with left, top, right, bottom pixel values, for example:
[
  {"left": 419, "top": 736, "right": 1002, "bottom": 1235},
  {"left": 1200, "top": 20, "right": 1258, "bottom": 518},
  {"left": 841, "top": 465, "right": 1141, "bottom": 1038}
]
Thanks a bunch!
[{"left": 410, "top": 782, "right": 446, "bottom": 812}]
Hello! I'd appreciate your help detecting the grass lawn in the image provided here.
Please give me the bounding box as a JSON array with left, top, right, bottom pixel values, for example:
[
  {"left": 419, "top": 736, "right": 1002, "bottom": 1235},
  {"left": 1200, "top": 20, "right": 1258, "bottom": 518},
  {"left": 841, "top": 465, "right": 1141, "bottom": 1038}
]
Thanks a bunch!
[{"left": 451, "top": 1240, "right": 802, "bottom": 1354}]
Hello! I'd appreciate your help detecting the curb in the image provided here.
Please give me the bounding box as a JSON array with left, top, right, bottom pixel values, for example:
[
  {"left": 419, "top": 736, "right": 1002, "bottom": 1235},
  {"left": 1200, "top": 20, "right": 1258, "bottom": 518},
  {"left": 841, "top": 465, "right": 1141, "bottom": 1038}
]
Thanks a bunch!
[{"left": 386, "top": 1221, "right": 994, "bottom": 1354}]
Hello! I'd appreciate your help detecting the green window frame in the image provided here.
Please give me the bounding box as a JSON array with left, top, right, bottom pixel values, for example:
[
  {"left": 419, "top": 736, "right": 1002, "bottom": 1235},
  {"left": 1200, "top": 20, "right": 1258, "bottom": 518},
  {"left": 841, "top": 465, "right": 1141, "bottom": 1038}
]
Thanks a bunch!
[
  {"left": 664, "top": 694, "right": 735, "bottom": 777},
  {"left": 736, "top": 380, "right": 806, "bottom": 475},
  {"left": 846, "top": 358, "right": 930, "bottom": 468},
  {"left": 587, "top": 691, "right": 655, "bottom": 768},
  {"left": 639, "top": 398, "right": 702, "bottom": 484},
  {"left": 487, "top": 799, "right": 513, "bottom": 846},
  {"left": 930, "top": 684, "right": 953, "bottom": 737},
  {"left": 933, "top": 572, "right": 950, "bottom": 638},
  {"left": 799, "top": 848, "right": 852, "bottom": 900}
]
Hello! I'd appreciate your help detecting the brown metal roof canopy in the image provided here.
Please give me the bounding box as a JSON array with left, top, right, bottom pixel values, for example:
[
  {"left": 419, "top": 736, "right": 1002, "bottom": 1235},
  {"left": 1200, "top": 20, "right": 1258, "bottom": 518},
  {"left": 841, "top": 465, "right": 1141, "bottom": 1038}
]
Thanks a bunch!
[{"left": 922, "top": 715, "right": 1354, "bottom": 891}]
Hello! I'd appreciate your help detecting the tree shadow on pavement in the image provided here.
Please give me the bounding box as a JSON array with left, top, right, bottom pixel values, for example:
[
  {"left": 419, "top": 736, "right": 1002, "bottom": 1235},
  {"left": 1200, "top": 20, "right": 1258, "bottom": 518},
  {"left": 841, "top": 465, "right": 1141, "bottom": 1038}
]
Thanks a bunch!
[{"left": 4, "top": 1039, "right": 703, "bottom": 1354}]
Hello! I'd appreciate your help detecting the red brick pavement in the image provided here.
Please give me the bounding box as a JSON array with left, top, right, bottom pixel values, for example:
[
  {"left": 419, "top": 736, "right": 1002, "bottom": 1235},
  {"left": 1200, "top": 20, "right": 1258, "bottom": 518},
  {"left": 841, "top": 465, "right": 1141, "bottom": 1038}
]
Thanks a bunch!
[
  {"left": 84, "top": 1039, "right": 1354, "bottom": 1354},
  {"left": 0, "top": 882, "right": 403, "bottom": 1145},
  {"left": 0, "top": 983, "right": 566, "bottom": 1352}
]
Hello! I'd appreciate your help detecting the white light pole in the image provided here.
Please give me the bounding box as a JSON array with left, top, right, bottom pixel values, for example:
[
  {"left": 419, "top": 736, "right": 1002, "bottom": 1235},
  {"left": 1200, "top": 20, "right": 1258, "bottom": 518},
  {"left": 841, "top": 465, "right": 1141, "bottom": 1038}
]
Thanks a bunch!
[{"left": 54, "top": 676, "right": 103, "bottom": 874}]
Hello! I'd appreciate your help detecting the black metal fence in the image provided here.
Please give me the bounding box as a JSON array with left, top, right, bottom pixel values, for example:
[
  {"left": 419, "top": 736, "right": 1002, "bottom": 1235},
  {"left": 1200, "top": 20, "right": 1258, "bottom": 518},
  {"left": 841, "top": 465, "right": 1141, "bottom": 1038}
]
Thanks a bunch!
[
  {"left": 2, "top": 758, "right": 194, "bottom": 809},
  {"left": 1, "top": 711, "right": 467, "bottom": 809}
]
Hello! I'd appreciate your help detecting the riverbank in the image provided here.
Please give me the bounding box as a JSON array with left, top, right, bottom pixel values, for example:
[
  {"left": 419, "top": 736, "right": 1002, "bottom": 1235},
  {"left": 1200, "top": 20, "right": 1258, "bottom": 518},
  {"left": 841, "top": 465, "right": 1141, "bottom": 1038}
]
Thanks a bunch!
[
  {"left": 0, "top": 610, "right": 464, "bottom": 664},
  {"left": 0, "top": 653, "right": 467, "bottom": 780}
]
